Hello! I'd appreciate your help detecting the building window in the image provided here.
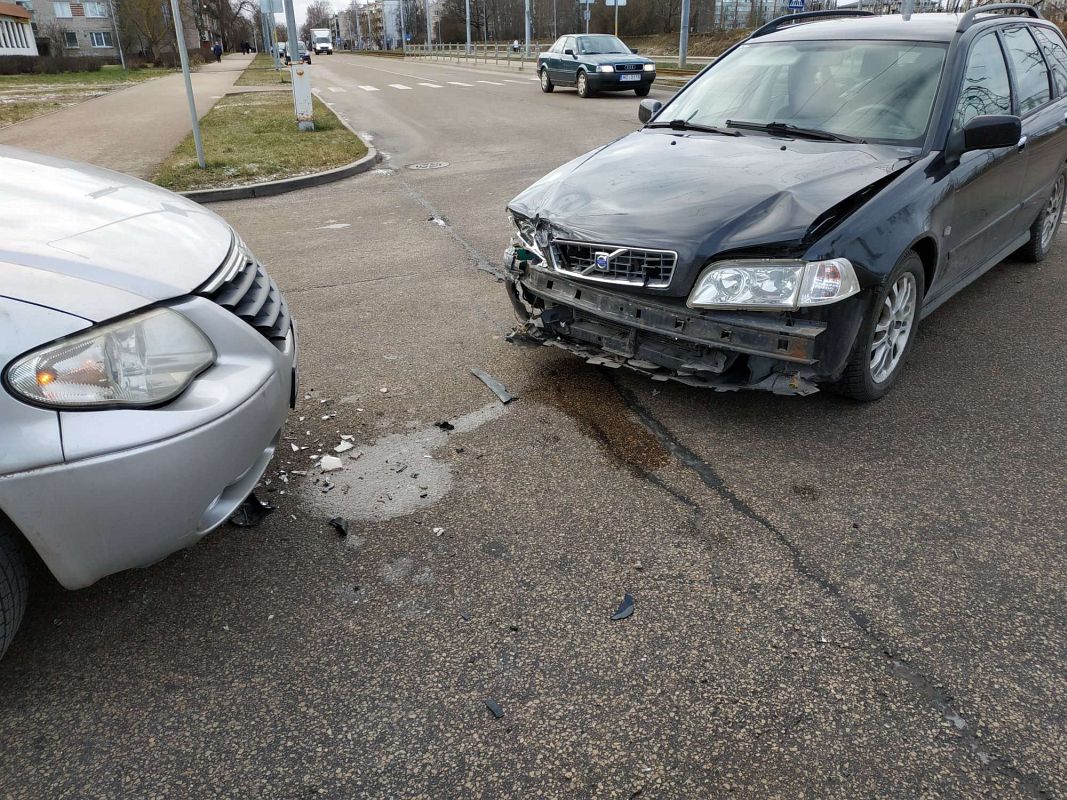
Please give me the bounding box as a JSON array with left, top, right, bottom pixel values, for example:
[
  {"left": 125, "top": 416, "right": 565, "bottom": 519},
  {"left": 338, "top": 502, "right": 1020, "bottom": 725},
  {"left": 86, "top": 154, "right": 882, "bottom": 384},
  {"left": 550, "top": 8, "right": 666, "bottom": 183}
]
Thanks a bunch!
[
  {"left": 63, "top": 30, "right": 77, "bottom": 47},
  {"left": 84, "top": 1, "right": 107, "bottom": 17},
  {"left": 15, "top": 0, "right": 34, "bottom": 10},
  {"left": 88, "top": 30, "right": 111, "bottom": 47},
  {"left": 53, "top": 1, "right": 72, "bottom": 17}
]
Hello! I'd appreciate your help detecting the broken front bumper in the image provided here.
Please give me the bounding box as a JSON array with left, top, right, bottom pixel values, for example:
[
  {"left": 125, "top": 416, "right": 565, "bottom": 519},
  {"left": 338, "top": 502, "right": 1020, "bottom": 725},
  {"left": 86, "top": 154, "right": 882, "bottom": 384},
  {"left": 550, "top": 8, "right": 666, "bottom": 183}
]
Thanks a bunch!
[{"left": 503, "top": 247, "right": 865, "bottom": 395}]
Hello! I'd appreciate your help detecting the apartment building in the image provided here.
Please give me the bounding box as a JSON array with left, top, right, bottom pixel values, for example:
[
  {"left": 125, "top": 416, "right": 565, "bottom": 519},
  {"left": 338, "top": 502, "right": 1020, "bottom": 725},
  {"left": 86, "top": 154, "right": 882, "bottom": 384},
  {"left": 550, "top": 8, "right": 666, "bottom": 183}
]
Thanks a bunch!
[
  {"left": 0, "top": 2, "right": 37, "bottom": 55},
  {"left": 24, "top": 0, "right": 119, "bottom": 58}
]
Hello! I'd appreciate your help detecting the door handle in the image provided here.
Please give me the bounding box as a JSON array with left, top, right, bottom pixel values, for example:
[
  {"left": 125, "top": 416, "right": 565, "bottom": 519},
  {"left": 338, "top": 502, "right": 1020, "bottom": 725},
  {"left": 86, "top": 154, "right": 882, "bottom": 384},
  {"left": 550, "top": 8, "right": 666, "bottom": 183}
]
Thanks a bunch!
[{"left": 1017, "top": 135, "right": 1029, "bottom": 151}]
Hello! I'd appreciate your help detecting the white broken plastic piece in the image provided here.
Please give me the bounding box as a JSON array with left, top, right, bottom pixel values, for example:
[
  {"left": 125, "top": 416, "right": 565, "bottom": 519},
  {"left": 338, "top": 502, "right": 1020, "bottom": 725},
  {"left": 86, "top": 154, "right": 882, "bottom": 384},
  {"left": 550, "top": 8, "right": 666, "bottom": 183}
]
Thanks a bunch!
[
  {"left": 291, "top": 443, "right": 300, "bottom": 452},
  {"left": 320, "top": 455, "right": 344, "bottom": 472},
  {"left": 334, "top": 441, "right": 355, "bottom": 453}
]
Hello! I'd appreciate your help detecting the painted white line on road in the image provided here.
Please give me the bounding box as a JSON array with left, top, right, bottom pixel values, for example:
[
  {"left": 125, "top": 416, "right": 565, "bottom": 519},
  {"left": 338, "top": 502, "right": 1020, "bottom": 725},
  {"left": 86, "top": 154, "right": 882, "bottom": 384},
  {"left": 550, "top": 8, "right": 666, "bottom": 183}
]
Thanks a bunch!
[
  {"left": 358, "top": 85, "right": 379, "bottom": 91},
  {"left": 447, "top": 81, "right": 474, "bottom": 86},
  {"left": 501, "top": 79, "right": 527, "bottom": 83},
  {"left": 418, "top": 82, "right": 443, "bottom": 88},
  {"left": 389, "top": 83, "right": 412, "bottom": 90},
  {"left": 529, "top": 77, "right": 540, "bottom": 81},
  {"left": 477, "top": 80, "right": 505, "bottom": 86},
  {"left": 327, "top": 86, "right": 347, "bottom": 92}
]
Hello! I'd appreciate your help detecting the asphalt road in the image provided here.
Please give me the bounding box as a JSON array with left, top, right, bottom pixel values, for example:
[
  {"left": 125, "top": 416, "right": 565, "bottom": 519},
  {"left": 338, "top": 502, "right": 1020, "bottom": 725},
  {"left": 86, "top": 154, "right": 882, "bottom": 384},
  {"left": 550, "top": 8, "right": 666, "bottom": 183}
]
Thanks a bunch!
[{"left": 1, "top": 55, "right": 1064, "bottom": 799}]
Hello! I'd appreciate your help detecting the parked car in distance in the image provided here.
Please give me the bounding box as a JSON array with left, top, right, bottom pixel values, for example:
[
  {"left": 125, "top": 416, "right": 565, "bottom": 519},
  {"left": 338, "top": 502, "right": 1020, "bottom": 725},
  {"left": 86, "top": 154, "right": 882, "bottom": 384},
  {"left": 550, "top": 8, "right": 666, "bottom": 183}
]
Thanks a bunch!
[
  {"left": 0, "top": 147, "right": 297, "bottom": 659},
  {"left": 506, "top": 7, "right": 1067, "bottom": 400},
  {"left": 311, "top": 28, "right": 333, "bottom": 55},
  {"left": 279, "top": 41, "right": 312, "bottom": 64},
  {"left": 538, "top": 34, "right": 656, "bottom": 97}
]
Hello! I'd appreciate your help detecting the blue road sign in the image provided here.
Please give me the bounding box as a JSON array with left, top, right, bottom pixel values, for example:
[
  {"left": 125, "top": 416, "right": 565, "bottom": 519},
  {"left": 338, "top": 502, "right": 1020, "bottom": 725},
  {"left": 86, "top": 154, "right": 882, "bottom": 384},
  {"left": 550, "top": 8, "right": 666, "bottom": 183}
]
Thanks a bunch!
[{"left": 787, "top": 0, "right": 804, "bottom": 8}]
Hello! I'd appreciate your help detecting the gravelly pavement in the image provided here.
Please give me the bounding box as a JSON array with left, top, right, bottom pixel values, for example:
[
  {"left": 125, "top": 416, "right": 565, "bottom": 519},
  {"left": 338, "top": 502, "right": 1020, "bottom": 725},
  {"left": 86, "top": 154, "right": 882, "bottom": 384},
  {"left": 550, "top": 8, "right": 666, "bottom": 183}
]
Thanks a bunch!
[{"left": 0, "top": 55, "right": 1063, "bottom": 800}]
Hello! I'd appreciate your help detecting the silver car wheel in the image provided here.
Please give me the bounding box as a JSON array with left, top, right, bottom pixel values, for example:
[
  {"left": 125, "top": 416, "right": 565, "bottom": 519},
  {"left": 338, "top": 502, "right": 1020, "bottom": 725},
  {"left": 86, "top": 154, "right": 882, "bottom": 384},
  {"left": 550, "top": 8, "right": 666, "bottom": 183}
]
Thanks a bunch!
[
  {"left": 541, "top": 69, "right": 550, "bottom": 89},
  {"left": 578, "top": 72, "right": 587, "bottom": 96},
  {"left": 870, "top": 272, "right": 917, "bottom": 384},
  {"left": 1040, "top": 173, "right": 1065, "bottom": 251}
]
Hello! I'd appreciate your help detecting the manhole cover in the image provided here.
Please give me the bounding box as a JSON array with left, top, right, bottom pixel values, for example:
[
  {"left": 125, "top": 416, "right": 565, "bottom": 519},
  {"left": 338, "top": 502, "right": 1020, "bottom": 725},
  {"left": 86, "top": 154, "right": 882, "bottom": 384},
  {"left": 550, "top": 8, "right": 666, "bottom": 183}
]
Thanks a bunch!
[{"left": 408, "top": 161, "right": 450, "bottom": 170}]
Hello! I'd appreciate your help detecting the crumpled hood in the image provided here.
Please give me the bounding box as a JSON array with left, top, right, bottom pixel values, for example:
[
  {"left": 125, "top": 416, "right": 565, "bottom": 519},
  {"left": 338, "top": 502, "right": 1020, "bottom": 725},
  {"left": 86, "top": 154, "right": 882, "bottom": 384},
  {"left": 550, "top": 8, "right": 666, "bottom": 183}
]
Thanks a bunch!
[
  {"left": 509, "top": 130, "right": 915, "bottom": 296},
  {"left": 0, "top": 146, "right": 233, "bottom": 321}
]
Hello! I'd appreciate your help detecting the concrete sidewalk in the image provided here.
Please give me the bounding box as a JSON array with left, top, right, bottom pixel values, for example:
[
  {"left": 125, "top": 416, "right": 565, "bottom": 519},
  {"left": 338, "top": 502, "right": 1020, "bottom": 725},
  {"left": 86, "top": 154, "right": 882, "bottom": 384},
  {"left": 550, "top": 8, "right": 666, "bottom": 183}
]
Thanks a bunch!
[{"left": 0, "top": 55, "right": 254, "bottom": 179}]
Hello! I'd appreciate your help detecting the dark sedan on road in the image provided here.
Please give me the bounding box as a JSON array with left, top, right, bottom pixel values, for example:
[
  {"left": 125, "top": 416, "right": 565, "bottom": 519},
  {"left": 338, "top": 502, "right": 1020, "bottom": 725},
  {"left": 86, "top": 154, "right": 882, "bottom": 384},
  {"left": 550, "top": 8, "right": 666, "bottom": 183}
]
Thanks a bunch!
[
  {"left": 507, "top": 7, "right": 1067, "bottom": 400},
  {"left": 538, "top": 34, "right": 656, "bottom": 97}
]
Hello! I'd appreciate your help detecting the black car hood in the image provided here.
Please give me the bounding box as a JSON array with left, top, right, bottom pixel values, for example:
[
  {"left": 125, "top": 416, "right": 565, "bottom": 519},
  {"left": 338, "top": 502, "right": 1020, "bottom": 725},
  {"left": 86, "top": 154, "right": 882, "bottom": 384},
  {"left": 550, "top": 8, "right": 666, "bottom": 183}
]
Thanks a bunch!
[{"left": 509, "top": 130, "right": 916, "bottom": 297}]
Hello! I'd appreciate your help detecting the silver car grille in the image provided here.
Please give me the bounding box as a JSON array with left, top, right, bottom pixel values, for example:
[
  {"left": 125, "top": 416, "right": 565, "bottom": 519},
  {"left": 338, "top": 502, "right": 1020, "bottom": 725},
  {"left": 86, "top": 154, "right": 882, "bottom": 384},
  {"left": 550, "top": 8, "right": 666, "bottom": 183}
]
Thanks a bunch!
[
  {"left": 197, "top": 241, "right": 291, "bottom": 346},
  {"left": 615, "top": 63, "right": 643, "bottom": 71},
  {"left": 550, "top": 240, "right": 677, "bottom": 289}
]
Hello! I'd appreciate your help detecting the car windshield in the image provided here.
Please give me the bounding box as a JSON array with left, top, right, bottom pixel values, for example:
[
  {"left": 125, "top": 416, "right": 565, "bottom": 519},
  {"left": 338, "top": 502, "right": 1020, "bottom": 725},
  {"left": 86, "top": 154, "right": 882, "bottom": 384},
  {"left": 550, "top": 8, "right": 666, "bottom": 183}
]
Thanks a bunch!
[
  {"left": 662, "top": 39, "right": 948, "bottom": 146},
  {"left": 579, "top": 35, "right": 630, "bottom": 55}
]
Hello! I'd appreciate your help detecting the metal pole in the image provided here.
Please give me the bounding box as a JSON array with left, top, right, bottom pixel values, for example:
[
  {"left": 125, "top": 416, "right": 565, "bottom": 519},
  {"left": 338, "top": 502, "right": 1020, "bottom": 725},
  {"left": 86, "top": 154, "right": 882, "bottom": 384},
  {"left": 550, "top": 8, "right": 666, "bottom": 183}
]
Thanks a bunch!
[
  {"left": 281, "top": 0, "right": 312, "bottom": 130},
  {"left": 425, "top": 0, "right": 432, "bottom": 44},
  {"left": 107, "top": 0, "right": 125, "bottom": 69},
  {"left": 901, "top": 0, "right": 914, "bottom": 20},
  {"left": 614, "top": 0, "right": 618, "bottom": 36},
  {"left": 678, "top": 0, "right": 690, "bottom": 68},
  {"left": 465, "top": 0, "right": 471, "bottom": 53},
  {"left": 168, "top": 0, "right": 205, "bottom": 168},
  {"left": 524, "top": 0, "right": 530, "bottom": 56},
  {"left": 552, "top": 0, "right": 556, "bottom": 39},
  {"left": 398, "top": 0, "right": 405, "bottom": 52}
]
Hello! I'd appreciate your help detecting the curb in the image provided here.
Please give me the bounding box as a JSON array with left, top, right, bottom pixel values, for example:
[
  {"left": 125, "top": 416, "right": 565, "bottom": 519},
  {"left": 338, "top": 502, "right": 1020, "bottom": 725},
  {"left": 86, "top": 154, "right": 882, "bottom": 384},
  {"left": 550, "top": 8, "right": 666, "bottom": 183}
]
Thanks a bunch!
[{"left": 179, "top": 100, "right": 379, "bottom": 204}]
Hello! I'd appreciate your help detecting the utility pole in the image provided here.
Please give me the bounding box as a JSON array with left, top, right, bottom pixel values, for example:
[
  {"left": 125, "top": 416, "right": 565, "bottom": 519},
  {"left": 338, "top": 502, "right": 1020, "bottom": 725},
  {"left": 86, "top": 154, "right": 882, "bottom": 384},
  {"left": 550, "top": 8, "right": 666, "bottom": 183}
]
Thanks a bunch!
[
  {"left": 397, "top": 0, "right": 405, "bottom": 52},
  {"left": 614, "top": 0, "right": 618, "bottom": 36},
  {"left": 901, "top": 0, "right": 914, "bottom": 20},
  {"left": 465, "top": 0, "right": 471, "bottom": 53},
  {"left": 678, "top": 0, "right": 689, "bottom": 68},
  {"left": 281, "top": 0, "right": 313, "bottom": 130},
  {"left": 524, "top": 0, "right": 530, "bottom": 56},
  {"left": 425, "top": 0, "right": 432, "bottom": 46},
  {"left": 107, "top": 0, "right": 125, "bottom": 69},
  {"left": 167, "top": 0, "right": 205, "bottom": 168},
  {"left": 552, "top": 0, "right": 556, "bottom": 39}
]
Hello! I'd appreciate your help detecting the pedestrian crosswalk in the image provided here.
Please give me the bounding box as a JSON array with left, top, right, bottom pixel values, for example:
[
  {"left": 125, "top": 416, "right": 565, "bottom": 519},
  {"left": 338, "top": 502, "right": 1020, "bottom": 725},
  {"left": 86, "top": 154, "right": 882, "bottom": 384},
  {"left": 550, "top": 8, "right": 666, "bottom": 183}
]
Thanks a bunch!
[{"left": 347, "top": 78, "right": 540, "bottom": 93}]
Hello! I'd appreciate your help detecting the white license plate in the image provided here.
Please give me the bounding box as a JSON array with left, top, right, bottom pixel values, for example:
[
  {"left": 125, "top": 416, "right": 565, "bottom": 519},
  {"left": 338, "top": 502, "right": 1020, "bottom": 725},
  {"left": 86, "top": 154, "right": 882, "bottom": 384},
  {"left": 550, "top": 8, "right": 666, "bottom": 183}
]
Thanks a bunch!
[{"left": 620, "top": 74, "right": 641, "bottom": 82}]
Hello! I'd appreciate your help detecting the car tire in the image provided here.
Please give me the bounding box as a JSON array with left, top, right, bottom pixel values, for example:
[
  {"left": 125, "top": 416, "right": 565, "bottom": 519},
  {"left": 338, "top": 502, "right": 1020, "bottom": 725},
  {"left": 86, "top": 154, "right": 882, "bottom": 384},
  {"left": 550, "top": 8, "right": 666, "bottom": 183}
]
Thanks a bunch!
[
  {"left": 577, "top": 70, "right": 592, "bottom": 98},
  {"left": 0, "top": 520, "right": 28, "bottom": 661},
  {"left": 635, "top": 85, "right": 650, "bottom": 97},
  {"left": 1014, "top": 170, "right": 1066, "bottom": 263},
  {"left": 831, "top": 251, "right": 925, "bottom": 402},
  {"left": 540, "top": 67, "right": 554, "bottom": 93}
]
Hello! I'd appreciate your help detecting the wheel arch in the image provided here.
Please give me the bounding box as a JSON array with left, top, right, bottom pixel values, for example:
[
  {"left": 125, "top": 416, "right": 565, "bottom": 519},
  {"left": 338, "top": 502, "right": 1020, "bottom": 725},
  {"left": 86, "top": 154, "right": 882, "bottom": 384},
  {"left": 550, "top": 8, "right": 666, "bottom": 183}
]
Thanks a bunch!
[{"left": 909, "top": 235, "right": 938, "bottom": 296}]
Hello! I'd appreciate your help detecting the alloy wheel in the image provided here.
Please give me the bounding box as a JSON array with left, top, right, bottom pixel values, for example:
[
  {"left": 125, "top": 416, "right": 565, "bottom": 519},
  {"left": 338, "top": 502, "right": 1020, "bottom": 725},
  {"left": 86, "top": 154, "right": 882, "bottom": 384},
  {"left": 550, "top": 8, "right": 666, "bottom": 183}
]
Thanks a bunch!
[
  {"left": 540, "top": 70, "right": 550, "bottom": 90},
  {"left": 870, "top": 272, "right": 917, "bottom": 384},
  {"left": 1040, "top": 173, "right": 1065, "bottom": 251},
  {"left": 578, "top": 73, "right": 587, "bottom": 96}
]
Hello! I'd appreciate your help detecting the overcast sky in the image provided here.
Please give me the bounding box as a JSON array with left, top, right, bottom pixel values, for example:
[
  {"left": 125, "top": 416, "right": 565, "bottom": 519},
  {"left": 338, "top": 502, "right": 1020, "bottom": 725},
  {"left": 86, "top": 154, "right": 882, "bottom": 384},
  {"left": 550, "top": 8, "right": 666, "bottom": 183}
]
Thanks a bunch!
[{"left": 273, "top": 0, "right": 339, "bottom": 28}]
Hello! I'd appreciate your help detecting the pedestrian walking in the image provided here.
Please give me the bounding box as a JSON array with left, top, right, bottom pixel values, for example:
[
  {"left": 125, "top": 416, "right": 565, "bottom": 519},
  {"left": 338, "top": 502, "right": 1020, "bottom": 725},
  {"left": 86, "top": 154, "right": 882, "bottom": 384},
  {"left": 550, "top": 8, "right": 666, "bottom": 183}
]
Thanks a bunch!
[{"left": 212, "top": 42, "right": 223, "bottom": 62}]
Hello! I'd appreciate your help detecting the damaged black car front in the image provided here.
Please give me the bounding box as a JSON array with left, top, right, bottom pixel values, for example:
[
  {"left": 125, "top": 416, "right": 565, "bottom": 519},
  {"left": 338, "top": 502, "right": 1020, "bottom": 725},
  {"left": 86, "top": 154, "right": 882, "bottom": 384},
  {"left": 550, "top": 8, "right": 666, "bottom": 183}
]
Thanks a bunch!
[{"left": 503, "top": 19, "right": 957, "bottom": 401}]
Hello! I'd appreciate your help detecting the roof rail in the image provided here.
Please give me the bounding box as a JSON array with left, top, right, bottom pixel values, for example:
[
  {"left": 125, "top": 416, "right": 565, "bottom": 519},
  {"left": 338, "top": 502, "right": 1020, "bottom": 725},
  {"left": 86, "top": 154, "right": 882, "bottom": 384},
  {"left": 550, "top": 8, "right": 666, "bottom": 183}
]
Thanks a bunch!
[
  {"left": 956, "top": 3, "right": 1041, "bottom": 31},
  {"left": 750, "top": 9, "right": 875, "bottom": 39}
]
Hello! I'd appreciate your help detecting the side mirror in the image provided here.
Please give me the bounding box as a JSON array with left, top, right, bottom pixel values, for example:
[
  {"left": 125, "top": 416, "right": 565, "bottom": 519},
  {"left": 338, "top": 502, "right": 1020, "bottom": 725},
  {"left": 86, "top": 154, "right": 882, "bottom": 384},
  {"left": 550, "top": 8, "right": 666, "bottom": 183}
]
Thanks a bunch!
[
  {"left": 564, "top": 48, "right": 575, "bottom": 56},
  {"left": 638, "top": 98, "right": 663, "bottom": 124},
  {"left": 963, "top": 114, "right": 1021, "bottom": 151},
  {"left": 631, "top": 47, "right": 638, "bottom": 54}
]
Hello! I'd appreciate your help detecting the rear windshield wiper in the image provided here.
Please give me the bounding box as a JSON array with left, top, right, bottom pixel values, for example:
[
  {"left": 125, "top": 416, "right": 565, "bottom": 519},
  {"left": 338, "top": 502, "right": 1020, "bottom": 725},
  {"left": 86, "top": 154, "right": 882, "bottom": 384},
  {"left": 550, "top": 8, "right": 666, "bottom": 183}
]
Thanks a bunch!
[
  {"left": 647, "top": 119, "right": 741, "bottom": 136},
  {"left": 724, "top": 120, "right": 861, "bottom": 143}
]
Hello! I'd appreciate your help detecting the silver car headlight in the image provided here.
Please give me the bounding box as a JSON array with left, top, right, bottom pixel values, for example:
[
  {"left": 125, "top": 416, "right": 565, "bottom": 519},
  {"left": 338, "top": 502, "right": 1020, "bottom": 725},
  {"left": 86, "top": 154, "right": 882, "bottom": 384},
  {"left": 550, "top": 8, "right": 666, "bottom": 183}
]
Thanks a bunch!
[
  {"left": 643, "top": 63, "right": 655, "bottom": 72},
  {"left": 597, "top": 65, "right": 615, "bottom": 73},
  {"left": 4, "top": 308, "right": 216, "bottom": 409},
  {"left": 687, "top": 258, "right": 861, "bottom": 310}
]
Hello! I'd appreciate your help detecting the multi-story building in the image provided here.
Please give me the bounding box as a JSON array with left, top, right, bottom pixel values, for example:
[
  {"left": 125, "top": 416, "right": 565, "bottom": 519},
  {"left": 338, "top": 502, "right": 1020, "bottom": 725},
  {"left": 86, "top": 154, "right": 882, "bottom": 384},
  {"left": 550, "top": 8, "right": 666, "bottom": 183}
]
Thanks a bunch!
[
  {"left": 0, "top": 2, "right": 38, "bottom": 55},
  {"left": 356, "top": 0, "right": 403, "bottom": 49},
  {"left": 23, "top": 0, "right": 120, "bottom": 59}
]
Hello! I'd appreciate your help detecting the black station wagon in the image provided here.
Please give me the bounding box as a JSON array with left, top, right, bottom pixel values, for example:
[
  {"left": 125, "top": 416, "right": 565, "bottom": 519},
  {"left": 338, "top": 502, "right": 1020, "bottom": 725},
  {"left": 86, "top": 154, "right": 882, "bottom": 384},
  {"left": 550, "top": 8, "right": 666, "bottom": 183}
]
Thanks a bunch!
[{"left": 506, "top": 6, "right": 1067, "bottom": 400}]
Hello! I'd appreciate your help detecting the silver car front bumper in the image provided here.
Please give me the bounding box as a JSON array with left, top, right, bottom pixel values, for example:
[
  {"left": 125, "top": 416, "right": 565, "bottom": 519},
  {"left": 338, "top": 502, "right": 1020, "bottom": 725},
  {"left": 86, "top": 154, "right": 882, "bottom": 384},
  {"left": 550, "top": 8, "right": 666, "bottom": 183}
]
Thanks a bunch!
[{"left": 0, "top": 295, "right": 296, "bottom": 589}]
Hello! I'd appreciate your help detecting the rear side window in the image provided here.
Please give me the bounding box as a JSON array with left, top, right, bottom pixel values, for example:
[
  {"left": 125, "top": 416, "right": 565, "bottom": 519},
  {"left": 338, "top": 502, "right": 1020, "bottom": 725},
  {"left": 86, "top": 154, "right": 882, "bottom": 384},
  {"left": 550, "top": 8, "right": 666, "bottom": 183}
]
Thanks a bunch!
[
  {"left": 551, "top": 37, "right": 565, "bottom": 53},
  {"left": 1002, "top": 25, "right": 1051, "bottom": 114},
  {"left": 955, "top": 33, "right": 1012, "bottom": 128},
  {"left": 1032, "top": 27, "right": 1067, "bottom": 96}
]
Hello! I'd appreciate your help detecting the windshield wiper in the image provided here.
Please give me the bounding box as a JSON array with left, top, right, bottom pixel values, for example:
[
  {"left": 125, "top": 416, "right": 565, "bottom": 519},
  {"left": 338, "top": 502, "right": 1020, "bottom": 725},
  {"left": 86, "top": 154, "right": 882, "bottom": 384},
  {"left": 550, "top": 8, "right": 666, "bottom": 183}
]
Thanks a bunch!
[
  {"left": 724, "top": 120, "right": 862, "bottom": 143},
  {"left": 647, "top": 119, "right": 741, "bottom": 136}
]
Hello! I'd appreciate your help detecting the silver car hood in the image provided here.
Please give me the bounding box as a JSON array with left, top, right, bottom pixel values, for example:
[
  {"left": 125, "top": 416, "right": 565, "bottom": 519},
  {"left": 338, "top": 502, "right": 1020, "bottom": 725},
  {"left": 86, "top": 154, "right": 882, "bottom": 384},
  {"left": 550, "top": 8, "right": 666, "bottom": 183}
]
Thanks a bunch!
[{"left": 0, "top": 147, "right": 232, "bottom": 322}]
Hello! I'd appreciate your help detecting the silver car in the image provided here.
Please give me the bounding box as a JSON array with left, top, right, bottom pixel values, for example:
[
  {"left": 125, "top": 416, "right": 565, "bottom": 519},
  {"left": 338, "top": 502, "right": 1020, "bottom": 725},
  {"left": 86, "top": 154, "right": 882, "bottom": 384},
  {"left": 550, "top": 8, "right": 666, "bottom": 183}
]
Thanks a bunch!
[{"left": 0, "top": 148, "right": 296, "bottom": 658}]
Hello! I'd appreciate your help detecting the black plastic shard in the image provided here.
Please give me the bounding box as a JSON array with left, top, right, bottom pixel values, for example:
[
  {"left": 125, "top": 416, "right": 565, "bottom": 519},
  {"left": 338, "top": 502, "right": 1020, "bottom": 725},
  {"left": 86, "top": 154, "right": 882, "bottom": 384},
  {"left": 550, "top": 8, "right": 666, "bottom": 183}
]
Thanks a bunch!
[
  {"left": 435, "top": 420, "right": 455, "bottom": 431},
  {"left": 229, "top": 492, "right": 276, "bottom": 528},
  {"left": 329, "top": 517, "right": 349, "bottom": 537},
  {"left": 611, "top": 593, "right": 635, "bottom": 621},
  {"left": 470, "top": 368, "right": 516, "bottom": 404},
  {"left": 484, "top": 698, "right": 504, "bottom": 719}
]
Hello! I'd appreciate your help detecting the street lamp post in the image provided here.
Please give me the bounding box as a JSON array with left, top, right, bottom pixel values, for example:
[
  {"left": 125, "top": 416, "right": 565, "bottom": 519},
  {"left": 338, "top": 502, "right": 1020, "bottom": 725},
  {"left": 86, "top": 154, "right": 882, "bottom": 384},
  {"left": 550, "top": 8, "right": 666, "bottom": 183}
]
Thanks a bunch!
[
  {"left": 678, "top": 0, "right": 690, "bottom": 68},
  {"left": 106, "top": 0, "right": 125, "bottom": 69},
  {"left": 425, "top": 0, "right": 432, "bottom": 47},
  {"left": 523, "top": 0, "right": 530, "bottom": 57},
  {"left": 167, "top": 0, "right": 205, "bottom": 168},
  {"left": 397, "top": 0, "right": 406, "bottom": 53}
]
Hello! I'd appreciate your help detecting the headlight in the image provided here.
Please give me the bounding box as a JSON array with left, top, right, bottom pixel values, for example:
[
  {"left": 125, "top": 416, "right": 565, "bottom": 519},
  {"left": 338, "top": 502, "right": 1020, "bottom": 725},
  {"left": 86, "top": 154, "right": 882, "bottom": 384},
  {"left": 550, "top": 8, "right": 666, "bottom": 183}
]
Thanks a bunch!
[
  {"left": 643, "top": 63, "right": 655, "bottom": 72},
  {"left": 4, "top": 308, "right": 215, "bottom": 409},
  {"left": 597, "top": 64, "right": 615, "bottom": 73},
  {"left": 687, "top": 258, "right": 861, "bottom": 310},
  {"left": 508, "top": 211, "right": 544, "bottom": 259}
]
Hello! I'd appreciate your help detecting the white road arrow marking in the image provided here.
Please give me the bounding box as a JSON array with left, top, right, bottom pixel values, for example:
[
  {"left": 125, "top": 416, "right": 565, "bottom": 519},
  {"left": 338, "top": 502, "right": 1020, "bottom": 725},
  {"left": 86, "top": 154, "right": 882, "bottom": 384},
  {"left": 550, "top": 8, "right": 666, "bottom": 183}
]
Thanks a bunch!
[
  {"left": 418, "top": 82, "right": 443, "bottom": 88},
  {"left": 358, "top": 85, "right": 379, "bottom": 91}
]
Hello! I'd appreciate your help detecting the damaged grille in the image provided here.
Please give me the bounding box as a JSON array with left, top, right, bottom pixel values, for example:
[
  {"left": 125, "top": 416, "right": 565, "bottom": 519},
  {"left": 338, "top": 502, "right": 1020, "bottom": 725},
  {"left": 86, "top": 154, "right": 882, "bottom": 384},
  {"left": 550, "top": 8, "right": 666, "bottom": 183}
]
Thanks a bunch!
[
  {"left": 550, "top": 240, "right": 676, "bottom": 289},
  {"left": 198, "top": 242, "right": 291, "bottom": 346}
]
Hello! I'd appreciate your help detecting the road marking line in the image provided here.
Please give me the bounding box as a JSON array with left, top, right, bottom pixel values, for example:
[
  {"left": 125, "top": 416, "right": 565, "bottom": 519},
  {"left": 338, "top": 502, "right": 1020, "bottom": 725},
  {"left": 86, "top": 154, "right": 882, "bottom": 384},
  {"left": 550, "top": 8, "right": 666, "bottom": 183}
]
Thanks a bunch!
[
  {"left": 501, "top": 79, "right": 526, "bottom": 83},
  {"left": 418, "top": 82, "right": 443, "bottom": 88},
  {"left": 477, "top": 80, "right": 505, "bottom": 85},
  {"left": 389, "top": 83, "right": 412, "bottom": 89},
  {"left": 358, "top": 85, "right": 379, "bottom": 91},
  {"left": 447, "top": 81, "right": 474, "bottom": 86},
  {"left": 327, "top": 86, "right": 347, "bottom": 92},
  {"left": 529, "top": 77, "right": 540, "bottom": 81}
]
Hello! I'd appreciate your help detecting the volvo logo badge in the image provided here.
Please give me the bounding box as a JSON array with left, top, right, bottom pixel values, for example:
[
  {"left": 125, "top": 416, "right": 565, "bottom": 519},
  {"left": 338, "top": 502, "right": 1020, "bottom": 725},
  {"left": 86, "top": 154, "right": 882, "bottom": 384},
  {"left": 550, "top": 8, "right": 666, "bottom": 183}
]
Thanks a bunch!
[{"left": 594, "top": 251, "right": 611, "bottom": 270}]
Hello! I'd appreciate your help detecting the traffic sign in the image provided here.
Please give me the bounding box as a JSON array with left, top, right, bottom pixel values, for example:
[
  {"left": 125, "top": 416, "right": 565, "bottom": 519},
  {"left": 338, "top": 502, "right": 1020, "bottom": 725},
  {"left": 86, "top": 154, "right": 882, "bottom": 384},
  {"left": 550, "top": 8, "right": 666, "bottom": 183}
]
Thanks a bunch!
[
  {"left": 787, "top": 0, "right": 804, "bottom": 8},
  {"left": 583, "top": 8, "right": 591, "bottom": 18},
  {"left": 605, "top": 0, "right": 627, "bottom": 5}
]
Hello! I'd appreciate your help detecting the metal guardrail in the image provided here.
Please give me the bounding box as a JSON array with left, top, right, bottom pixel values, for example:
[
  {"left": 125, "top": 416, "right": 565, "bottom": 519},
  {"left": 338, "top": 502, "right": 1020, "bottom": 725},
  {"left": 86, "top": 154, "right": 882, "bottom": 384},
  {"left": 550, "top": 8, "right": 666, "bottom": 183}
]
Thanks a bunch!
[{"left": 400, "top": 42, "right": 713, "bottom": 71}]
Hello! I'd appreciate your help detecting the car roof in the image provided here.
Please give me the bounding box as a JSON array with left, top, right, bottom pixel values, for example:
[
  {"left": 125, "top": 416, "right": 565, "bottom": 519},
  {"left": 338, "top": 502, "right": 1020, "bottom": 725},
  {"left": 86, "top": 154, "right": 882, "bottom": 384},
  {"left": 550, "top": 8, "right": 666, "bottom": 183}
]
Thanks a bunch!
[{"left": 757, "top": 12, "right": 1056, "bottom": 43}]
